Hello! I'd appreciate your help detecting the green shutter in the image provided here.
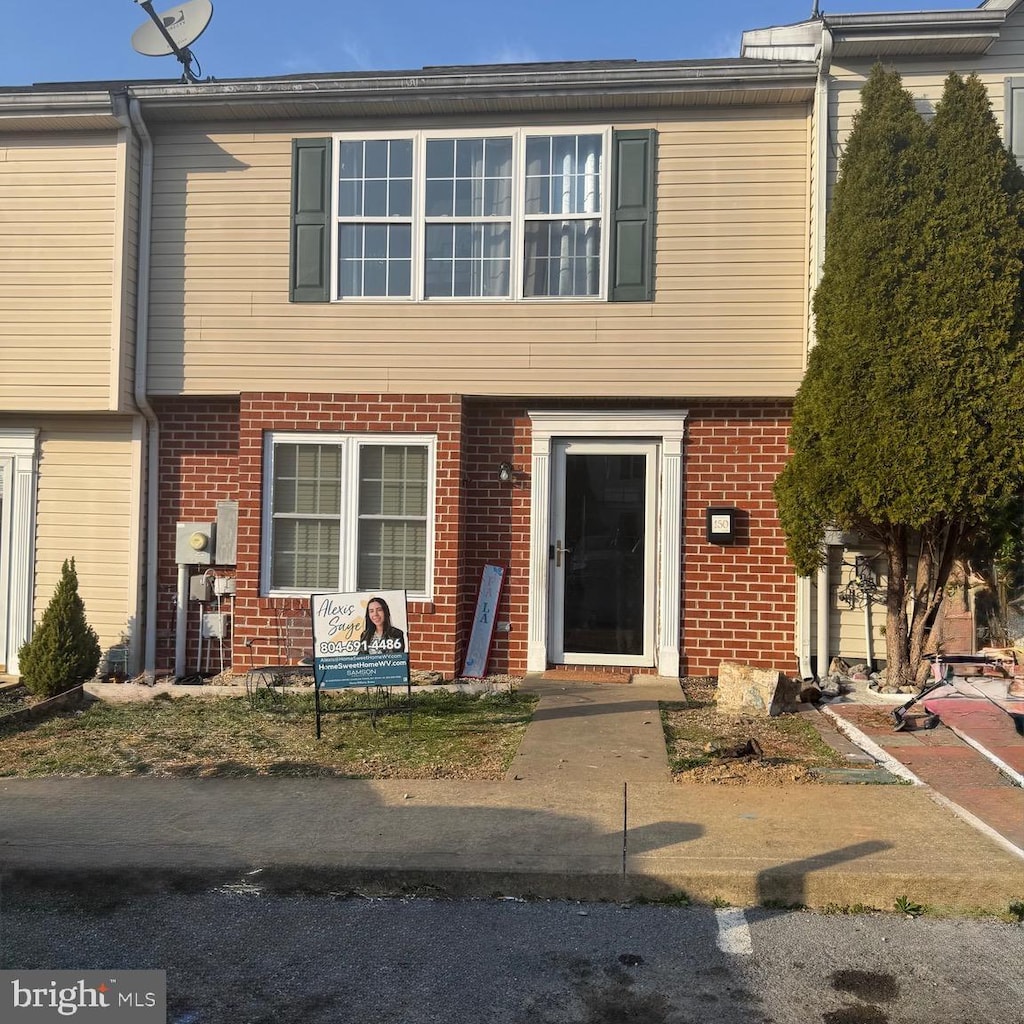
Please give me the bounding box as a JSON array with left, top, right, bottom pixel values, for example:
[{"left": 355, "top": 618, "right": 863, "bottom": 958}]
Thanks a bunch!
[
  {"left": 609, "top": 129, "right": 656, "bottom": 302},
  {"left": 290, "top": 138, "right": 332, "bottom": 302}
]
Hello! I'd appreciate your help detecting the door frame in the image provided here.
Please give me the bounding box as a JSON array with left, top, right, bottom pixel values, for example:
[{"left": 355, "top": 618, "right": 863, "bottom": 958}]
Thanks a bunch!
[
  {"left": 0, "top": 429, "right": 38, "bottom": 676},
  {"left": 526, "top": 410, "right": 686, "bottom": 676},
  {"left": 549, "top": 439, "right": 658, "bottom": 667}
]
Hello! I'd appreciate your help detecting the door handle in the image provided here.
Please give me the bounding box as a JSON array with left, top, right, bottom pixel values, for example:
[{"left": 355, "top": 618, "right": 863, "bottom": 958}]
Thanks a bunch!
[{"left": 555, "top": 539, "right": 572, "bottom": 568}]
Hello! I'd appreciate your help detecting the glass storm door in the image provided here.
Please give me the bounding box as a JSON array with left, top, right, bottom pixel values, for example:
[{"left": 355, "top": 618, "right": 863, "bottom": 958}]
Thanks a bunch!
[{"left": 549, "top": 441, "right": 657, "bottom": 666}]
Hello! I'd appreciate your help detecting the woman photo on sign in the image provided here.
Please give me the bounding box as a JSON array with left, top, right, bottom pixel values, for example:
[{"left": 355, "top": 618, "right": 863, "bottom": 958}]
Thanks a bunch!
[{"left": 360, "top": 596, "right": 406, "bottom": 654}]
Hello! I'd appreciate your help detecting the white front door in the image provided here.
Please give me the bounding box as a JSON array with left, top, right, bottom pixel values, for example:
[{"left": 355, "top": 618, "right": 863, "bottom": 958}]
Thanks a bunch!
[{"left": 548, "top": 440, "right": 657, "bottom": 666}]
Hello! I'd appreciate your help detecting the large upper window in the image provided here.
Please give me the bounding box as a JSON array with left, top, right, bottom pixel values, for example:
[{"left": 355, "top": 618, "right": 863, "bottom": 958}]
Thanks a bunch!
[
  {"left": 264, "top": 433, "right": 434, "bottom": 596},
  {"left": 332, "top": 129, "right": 607, "bottom": 301}
]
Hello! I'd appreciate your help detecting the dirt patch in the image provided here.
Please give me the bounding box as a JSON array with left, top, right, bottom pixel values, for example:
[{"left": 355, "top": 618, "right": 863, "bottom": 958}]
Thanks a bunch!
[
  {"left": 833, "top": 704, "right": 903, "bottom": 733},
  {"left": 0, "top": 685, "right": 38, "bottom": 716},
  {"left": 661, "top": 677, "right": 860, "bottom": 785}
]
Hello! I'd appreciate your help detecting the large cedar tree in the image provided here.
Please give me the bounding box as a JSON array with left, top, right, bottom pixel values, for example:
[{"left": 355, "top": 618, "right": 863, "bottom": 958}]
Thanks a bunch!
[{"left": 775, "top": 67, "right": 1024, "bottom": 687}]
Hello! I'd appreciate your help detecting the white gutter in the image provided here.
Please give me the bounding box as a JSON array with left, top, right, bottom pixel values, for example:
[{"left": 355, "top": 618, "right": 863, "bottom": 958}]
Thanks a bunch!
[
  {"left": 811, "top": 24, "right": 833, "bottom": 299},
  {"left": 128, "top": 59, "right": 816, "bottom": 102},
  {"left": 816, "top": 563, "right": 830, "bottom": 678},
  {"left": 795, "top": 19, "right": 836, "bottom": 683},
  {"left": 128, "top": 97, "right": 160, "bottom": 685},
  {"left": 812, "top": 24, "right": 835, "bottom": 682},
  {"left": 797, "top": 577, "right": 814, "bottom": 680}
]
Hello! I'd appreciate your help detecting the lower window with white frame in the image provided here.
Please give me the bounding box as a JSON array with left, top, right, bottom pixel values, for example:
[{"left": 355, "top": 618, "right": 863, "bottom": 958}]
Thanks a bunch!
[{"left": 263, "top": 432, "right": 434, "bottom": 596}]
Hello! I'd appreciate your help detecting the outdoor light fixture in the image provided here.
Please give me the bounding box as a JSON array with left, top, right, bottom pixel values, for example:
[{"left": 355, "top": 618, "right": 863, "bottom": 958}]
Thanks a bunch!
[{"left": 497, "top": 461, "right": 514, "bottom": 484}]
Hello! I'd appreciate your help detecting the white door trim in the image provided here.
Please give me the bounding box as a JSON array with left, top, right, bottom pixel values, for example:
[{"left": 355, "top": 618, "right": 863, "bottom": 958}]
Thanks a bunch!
[
  {"left": 0, "top": 429, "right": 39, "bottom": 675},
  {"left": 527, "top": 410, "right": 686, "bottom": 676}
]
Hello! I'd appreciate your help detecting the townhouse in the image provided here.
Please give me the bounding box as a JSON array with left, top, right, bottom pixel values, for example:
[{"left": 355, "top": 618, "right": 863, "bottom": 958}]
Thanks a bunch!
[{"left": 3, "top": 2, "right": 1023, "bottom": 683}]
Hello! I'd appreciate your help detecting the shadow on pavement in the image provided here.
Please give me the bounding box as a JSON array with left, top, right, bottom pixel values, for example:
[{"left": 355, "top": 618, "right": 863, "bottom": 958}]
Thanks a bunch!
[
  {"left": 756, "top": 840, "right": 892, "bottom": 907},
  {"left": 0, "top": 777, "right": 704, "bottom": 906}
]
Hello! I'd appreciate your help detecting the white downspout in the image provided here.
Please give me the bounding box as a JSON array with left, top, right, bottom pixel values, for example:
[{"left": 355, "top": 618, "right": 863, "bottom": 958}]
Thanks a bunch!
[
  {"left": 817, "top": 562, "right": 830, "bottom": 677},
  {"left": 128, "top": 97, "right": 161, "bottom": 685},
  {"left": 808, "top": 20, "right": 835, "bottom": 681},
  {"left": 797, "top": 576, "right": 814, "bottom": 680},
  {"left": 864, "top": 595, "right": 874, "bottom": 673}
]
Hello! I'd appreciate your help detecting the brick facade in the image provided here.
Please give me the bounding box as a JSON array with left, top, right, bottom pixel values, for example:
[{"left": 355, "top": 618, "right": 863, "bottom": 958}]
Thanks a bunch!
[
  {"left": 152, "top": 397, "right": 241, "bottom": 674},
  {"left": 682, "top": 401, "right": 795, "bottom": 676},
  {"left": 154, "top": 394, "right": 795, "bottom": 679}
]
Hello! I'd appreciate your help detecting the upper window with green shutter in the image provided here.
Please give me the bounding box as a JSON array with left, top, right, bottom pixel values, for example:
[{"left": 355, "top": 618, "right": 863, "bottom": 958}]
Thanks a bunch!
[{"left": 290, "top": 127, "right": 655, "bottom": 303}]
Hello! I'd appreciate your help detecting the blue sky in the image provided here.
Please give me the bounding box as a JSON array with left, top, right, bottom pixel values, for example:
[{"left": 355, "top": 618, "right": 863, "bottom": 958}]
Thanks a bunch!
[{"left": 3, "top": 0, "right": 977, "bottom": 87}]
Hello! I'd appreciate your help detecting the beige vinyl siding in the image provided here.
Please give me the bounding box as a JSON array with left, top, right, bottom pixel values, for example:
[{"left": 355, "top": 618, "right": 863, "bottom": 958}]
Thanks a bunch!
[
  {"left": 826, "top": 7, "right": 1024, "bottom": 201},
  {"left": 29, "top": 416, "right": 137, "bottom": 657},
  {"left": 824, "top": 548, "right": 888, "bottom": 668},
  {"left": 147, "top": 107, "right": 811, "bottom": 398},
  {"left": 0, "top": 133, "right": 120, "bottom": 411}
]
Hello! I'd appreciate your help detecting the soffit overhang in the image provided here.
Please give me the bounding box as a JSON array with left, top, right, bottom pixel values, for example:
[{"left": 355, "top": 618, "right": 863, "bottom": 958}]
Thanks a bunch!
[
  {"left": 743, "top": 8, "right": 1010, "bottom": 62},
  {"left": 125, "top": 61, "right": 817, "bottom": 123},
  {"left": 0, "top": 91, "right": 124, "bottom": 133},
  {"left": 828, "top": 12, "right": 1003, "bottom": 58}
]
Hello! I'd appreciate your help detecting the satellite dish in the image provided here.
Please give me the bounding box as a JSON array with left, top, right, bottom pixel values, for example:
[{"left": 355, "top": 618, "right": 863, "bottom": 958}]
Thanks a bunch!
[{"left": 131, "top": 0, "right": 213, "bottom": 80}]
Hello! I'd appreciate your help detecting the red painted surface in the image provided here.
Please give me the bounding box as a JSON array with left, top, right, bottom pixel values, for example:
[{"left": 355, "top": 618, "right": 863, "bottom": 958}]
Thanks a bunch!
[{"left": 833, "top": 701, "right": 1024, "bottom": 851}]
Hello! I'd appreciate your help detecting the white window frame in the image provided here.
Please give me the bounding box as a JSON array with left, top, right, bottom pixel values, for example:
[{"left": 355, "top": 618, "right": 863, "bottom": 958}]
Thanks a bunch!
[
  {"left": 333, "top": 132, "right": 417, "bottom": 301},
  {"left": 261, "top": 431, "right": 436, "bottom": 600},
  {"left": 330, "top": 126, "right": 611, "bottom": 303},
  {"left": 1006, "top": 77, "right": 1024, "bottom": 163}
]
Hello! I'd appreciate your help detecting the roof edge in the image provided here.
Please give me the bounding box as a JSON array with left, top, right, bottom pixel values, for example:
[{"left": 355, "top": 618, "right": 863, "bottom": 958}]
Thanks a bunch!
[{"left": 742, "top": 7, "right": 1009, "bottom": 59}]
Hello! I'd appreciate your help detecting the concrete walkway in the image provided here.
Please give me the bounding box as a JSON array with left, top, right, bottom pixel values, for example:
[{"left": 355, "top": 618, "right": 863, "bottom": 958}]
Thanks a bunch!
[{"left": 1, "top": 677, "right": 1022, "bottom": 913}]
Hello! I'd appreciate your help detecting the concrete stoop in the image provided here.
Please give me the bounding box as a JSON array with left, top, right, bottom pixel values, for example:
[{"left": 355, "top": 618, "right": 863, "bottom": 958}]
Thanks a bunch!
[{"left": 539, "top": 669, "right": 633, "bottom": 684}]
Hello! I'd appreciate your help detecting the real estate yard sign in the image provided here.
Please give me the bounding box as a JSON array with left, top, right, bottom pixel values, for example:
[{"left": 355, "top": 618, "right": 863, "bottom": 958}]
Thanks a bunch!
[{"left": 310, "top": 590, "right": 410, "bottom": 688}]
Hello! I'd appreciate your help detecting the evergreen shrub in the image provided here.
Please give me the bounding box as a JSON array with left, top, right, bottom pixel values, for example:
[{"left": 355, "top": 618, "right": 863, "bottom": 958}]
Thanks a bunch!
[{"left": 18, "top": 558, "right": 101, "bottom": 699}]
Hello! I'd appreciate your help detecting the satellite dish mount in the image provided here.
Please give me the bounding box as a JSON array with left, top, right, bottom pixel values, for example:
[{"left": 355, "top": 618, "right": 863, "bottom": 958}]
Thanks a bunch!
[{"left": 131, "top": 0, "right": 213, "bottom": 83}]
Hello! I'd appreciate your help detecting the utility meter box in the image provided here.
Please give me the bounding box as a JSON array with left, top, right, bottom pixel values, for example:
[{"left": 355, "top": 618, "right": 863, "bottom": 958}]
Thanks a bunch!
[
  {"left": 202, "top": 612, "right": 230, "bottom": 640},
  {"left": 176, "top": 522, "right": 216, "bottom": 565},
  {"left": 215, "top": 500, "right": 238, "bottom": 565},
  {"left": 190, "top": 574, "right": 214, "bottom": 603}
]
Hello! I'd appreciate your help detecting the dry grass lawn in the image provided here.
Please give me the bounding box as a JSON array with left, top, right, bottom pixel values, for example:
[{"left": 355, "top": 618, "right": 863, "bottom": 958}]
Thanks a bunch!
[{"left": 0, "top": 687, "right": 536, "bottom": 780}]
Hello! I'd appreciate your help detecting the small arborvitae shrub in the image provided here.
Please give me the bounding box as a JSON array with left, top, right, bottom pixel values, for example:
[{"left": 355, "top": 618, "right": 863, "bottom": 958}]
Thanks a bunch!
[{"left": 18, "top": 558, "right": 101, "bottom": 699}]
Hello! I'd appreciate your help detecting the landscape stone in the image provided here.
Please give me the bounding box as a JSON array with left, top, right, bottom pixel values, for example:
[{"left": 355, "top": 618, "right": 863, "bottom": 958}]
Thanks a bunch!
[{"left": 716, "top": 660, "right": 799, "bottom": 717}]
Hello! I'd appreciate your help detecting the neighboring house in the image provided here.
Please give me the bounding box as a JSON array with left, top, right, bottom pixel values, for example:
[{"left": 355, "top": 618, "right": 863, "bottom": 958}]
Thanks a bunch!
[
  {"left": 3, "top": 1, "right": 1024, "bottom": 683},
  {"left": 0, "top": 85, "right": 146, "bottom": 677},
  {"left": 743, "top": 0, "right": 1024, "bottom": 672}
]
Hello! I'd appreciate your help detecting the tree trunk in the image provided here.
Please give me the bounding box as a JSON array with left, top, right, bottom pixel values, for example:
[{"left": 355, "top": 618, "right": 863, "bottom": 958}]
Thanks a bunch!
[
  {"left": 884, "top": 526, "right": 911, "bottom": 688},
  {"left": 908, "top": 540, "right": 936, "bottom": 688},
  {"left": 907, "top": 519, "right": 964, "bottom": 689}
]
